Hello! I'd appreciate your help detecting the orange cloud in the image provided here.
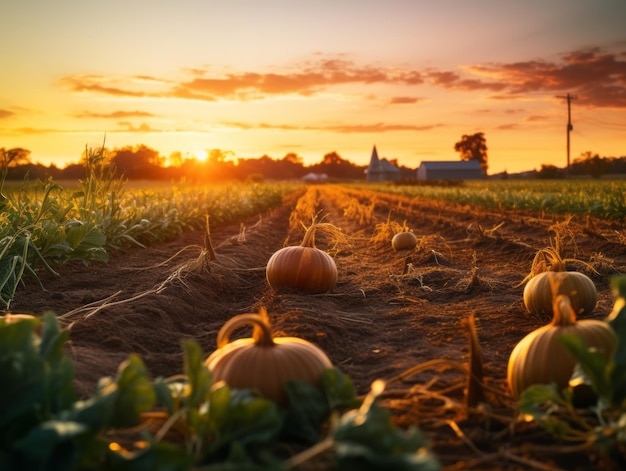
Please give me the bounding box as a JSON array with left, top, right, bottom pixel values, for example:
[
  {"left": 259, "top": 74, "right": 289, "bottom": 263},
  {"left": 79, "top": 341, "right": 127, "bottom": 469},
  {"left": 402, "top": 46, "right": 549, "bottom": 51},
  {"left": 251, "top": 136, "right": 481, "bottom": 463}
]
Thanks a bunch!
[
  {"left": 58, "top": 75, "right": 147, "bottom": 97},
  {"left": 465, "top": 48, "right": 626, "bottom": 107},
  {"left": 0, "top": 109, "right": 15, "bottom": 119},
  {"left": 116, "top": 122, "right": 160, "bottom": 133},
  {"left": 389, "top": 96, "right": 422, "bottom": 104},
  {"left": 76, "top": 110, "right": 156, "bottom": 119},
  {"left": 221, "top": 121, "right": 440, "bottom": 133},
  {"left": 57, "top": 48, "right": 626, "bottom": 108}
]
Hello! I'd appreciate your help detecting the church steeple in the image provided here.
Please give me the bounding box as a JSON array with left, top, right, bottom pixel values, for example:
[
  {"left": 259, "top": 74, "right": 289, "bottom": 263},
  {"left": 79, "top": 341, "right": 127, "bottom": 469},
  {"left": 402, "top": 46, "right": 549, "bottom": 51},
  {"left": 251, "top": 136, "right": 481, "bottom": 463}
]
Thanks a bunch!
[{"left": 370, "top": 145, "right": 379, "bottom": 165}]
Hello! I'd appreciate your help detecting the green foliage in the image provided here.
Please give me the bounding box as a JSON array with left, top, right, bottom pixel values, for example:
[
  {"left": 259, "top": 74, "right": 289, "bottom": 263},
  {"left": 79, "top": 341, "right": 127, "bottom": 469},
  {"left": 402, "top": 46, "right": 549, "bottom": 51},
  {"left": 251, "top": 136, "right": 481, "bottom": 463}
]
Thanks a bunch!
[
  {"left": 0, "top": 145, "right": 298, "bottom": 308},
  {"left": 332, "top": 380, "right": 440, "bottom": 471},
  {"left": 0, "top": 315, "right": 436, "bottom": 469},
  {"left": 359, "top": 179, "right": 626, "bottom": 220}
]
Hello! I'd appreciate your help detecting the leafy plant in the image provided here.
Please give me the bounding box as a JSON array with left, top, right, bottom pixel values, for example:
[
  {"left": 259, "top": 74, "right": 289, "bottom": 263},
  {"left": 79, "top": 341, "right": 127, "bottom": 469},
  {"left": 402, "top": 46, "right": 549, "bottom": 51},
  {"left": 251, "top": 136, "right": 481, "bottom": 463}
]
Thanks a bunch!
[{"left": 0, "top": 312, "right": 437, "bottom": 470}]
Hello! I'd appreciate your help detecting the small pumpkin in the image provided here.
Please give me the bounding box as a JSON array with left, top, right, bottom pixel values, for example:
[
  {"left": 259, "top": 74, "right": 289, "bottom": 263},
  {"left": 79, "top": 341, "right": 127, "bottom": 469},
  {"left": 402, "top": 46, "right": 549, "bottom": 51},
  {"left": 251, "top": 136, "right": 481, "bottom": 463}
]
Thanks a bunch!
[
  {"left": 522, "top": 248, "right": 597, "bottom": 318},
  {"left": 392, "top": 231, "right": 418, "bottom": 251},
  {"left": 205, "top": 309, "right": 333, "bottom": 405},
  {"left": 266, "top": 222, "right": 338, "bottom": 293},
  {"left": 507, "top": 294, "right": 615, "bottom": 399}
]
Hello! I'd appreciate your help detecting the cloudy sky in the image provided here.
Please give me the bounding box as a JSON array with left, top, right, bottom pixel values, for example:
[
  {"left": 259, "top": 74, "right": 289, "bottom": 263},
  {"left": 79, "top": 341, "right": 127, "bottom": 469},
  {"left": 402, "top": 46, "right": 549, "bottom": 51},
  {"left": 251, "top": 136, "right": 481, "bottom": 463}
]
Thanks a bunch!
[{"left": 1, "top": 0, "right": 625, "bottom": 174}]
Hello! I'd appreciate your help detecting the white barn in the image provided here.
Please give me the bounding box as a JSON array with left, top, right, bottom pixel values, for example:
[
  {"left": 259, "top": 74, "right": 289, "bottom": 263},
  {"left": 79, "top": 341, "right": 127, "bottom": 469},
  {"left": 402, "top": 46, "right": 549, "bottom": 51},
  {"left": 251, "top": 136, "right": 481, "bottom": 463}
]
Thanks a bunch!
[{"left": 417, "top": 160, "right": 485, "bottom": 181}]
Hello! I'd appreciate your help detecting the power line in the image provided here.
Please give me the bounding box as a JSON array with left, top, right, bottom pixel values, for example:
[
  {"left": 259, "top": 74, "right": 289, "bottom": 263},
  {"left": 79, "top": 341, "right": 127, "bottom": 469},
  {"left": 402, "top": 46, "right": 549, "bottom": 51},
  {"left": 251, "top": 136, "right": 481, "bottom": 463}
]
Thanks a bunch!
[{"left": 556, "top": 93, "right": 577, "bottom": 176}]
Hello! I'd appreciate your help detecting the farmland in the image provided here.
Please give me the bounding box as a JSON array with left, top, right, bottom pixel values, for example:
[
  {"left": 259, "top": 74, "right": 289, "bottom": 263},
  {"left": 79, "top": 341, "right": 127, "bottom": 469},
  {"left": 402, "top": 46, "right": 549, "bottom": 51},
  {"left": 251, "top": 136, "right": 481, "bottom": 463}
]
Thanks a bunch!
[{"left": 4, "top": 177, "right": 626, "bottom": 470}]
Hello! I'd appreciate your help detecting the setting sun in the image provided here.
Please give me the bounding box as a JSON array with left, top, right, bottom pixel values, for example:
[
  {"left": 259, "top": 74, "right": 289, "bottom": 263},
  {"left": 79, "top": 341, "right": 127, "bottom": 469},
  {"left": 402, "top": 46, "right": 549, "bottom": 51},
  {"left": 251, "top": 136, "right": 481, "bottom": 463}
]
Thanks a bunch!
[{"left": 194, "top": 150, "right": 208, "bottom": 162}]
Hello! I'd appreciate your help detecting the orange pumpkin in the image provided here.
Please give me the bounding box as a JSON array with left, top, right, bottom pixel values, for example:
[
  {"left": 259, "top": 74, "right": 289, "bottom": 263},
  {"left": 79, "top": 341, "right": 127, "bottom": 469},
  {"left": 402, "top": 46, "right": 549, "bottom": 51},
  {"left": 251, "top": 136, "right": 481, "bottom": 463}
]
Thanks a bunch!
[
  {"left": 266, "top": 222, "right": 337, "bottom": 293},
  {"left": 205, "top": 309, "right": 332, "bottom": 405}
]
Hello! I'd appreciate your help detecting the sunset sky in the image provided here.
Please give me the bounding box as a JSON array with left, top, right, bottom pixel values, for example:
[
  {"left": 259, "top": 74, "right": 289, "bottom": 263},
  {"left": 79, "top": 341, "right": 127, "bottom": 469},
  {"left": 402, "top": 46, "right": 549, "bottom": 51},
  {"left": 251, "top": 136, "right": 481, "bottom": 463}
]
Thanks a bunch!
[{"left": 1, "top": 0, "right": 625, "bottom": 175}]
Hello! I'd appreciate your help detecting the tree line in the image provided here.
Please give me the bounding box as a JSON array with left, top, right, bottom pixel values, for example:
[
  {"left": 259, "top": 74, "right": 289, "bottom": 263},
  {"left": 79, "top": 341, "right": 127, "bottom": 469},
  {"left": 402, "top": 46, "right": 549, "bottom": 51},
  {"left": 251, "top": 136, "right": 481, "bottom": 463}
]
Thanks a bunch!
[{"left": 1, "top": 134, "right": 625, "bottom": 183}]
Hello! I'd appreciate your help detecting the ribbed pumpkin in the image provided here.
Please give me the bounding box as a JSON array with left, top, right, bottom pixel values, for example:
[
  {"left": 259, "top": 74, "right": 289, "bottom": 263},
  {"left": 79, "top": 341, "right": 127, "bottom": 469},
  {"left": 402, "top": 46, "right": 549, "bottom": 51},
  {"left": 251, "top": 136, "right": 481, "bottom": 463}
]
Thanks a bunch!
[
  {"left": 392, "top": 231, "right": 418, "bottom": 251},
  {"left": 524, "top": 270, "right": 597, "bottom": 318},
  {"left": 507, "top": 294, "right": 615, "bottom": 399},
  {"left": 205, "top": 309, "right": 333, "bottom": 405},
  {"left": 522, "top": 248, "right": 598, "bottom": 318},
  {"left": 266, "top": 222, "right": 338, "bottom": 293}
]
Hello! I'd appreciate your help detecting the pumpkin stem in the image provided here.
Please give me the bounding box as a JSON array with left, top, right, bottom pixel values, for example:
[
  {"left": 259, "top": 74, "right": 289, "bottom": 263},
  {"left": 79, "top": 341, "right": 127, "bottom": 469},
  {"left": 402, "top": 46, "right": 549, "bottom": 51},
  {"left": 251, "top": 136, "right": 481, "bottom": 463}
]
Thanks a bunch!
[
  {"left": 216, "top": 310, "right": 275, "bottom": 348},
  {"left": 300, "top": 222, "right": 317, "bottom": 248},
  {"left": 551, "top": 295, "right": 577, "bottom": 326}
]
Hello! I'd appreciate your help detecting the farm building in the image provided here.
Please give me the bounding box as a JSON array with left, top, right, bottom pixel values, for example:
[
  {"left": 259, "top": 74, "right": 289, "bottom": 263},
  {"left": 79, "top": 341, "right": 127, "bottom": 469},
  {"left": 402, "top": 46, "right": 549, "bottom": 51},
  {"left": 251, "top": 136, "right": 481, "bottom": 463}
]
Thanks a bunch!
[
  {"left": 417, "top": 160, "right": 485, "bottom": 181},
  {"left": 365, "top": 145, "right": 402, "bottom": 182}
]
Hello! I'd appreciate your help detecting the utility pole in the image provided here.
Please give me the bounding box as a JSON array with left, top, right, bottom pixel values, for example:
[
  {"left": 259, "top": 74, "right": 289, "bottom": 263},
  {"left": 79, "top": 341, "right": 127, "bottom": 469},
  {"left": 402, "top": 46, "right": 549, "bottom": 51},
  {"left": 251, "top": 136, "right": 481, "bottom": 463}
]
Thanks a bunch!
[{"left": 556, "top": 93, "right": 577, "bottom": 177}]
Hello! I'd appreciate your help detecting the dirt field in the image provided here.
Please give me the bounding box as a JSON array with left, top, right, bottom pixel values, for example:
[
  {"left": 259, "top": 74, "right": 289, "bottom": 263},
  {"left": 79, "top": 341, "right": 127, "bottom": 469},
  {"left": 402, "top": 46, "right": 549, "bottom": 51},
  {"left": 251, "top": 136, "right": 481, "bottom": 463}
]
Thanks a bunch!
[{"left": 11, "top": 184, "right": 626, "bottom": 470}]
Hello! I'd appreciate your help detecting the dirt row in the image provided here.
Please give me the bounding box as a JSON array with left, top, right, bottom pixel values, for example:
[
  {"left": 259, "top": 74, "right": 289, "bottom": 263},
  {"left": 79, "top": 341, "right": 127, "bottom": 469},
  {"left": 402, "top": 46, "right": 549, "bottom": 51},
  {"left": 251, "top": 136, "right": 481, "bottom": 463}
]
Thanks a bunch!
[{"left": 10, "top": 184, "right": 626, "bottom": 470}]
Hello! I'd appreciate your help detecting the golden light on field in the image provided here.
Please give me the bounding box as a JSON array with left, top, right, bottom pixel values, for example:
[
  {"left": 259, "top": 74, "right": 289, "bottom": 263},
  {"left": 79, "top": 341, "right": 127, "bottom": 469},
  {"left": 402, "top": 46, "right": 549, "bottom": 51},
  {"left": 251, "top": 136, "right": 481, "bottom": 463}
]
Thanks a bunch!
[{"left": 0, "top": 1, "right": 625, "bottom": 175}]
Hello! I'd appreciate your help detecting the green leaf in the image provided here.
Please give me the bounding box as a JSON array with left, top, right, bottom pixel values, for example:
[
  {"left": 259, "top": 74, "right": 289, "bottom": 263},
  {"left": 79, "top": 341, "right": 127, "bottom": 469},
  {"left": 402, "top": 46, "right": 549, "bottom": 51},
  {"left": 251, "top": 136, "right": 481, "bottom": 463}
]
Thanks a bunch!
[
  {"left": 108, "top": 355, "right": 156, "bottom": 428},
  {"left": 558, "top": 333, "right": 612, "bottom": 400},
  {"left": 207, "top": 387, "right": 281, "bottom": 456},
  {"left": 14, "top": 420, "right": 87, "bottom": 462},
  {"left": 282, "top": 380, "right": 329, "bottom": 444},
  {"left": 517, "top": 384, "right": 573, "bottom": 438},
  {"left": 321, "top": 367, "right": 361, "bottom": 411},
  {"left": 104, "top": 440, "right": 193, "bottom": 471},
  {"left": 333, "top": 402, "right": 439, "bottom": 471},
  {"left": 182, "top": 340, "right": 212, "bottom": 409},
  {"left": 608, "top": 277, "right": 626, "bottom": 405},
  {"left": 153, "top": 377, "right": 176, "bottom": 416}
]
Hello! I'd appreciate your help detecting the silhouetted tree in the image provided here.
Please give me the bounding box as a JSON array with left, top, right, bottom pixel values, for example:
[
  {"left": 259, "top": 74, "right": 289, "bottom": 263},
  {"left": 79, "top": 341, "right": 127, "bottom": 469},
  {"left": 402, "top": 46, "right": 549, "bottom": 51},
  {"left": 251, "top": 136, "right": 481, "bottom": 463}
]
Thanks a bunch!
[
  {"left": 573, "top": 151, "right": 608, "bottom": 179},
  {"left": 110, "top": 145, "right": 164, "bottom": 179},
  {"left": 537, "top": 164, "right": 563, "bottom": 179},
  {"left": 454, "top": 132, "right": 488, "bottom": 172}
]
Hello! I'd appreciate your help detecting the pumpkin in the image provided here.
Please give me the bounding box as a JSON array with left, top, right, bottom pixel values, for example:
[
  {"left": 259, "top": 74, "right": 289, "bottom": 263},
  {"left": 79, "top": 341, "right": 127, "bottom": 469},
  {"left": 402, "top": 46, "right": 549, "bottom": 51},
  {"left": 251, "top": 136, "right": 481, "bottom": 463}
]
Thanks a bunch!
[
  {"left": 205, "top": 309, "right": 333, "bottom": 405},
  {"left": 507, "top": 294, "right": 615, "bottom": 399},
  {"left": 266, "top": 222, "right": 338, "bottom": 293},
  {"left": 392, "top": 231, "right": 418, "bottom": 251},
  {"left": 522, "top": 248, "right": 598, "bottom": 318},
  {"left": 523, "top": 270, "right": 597, "bottom": 318}
]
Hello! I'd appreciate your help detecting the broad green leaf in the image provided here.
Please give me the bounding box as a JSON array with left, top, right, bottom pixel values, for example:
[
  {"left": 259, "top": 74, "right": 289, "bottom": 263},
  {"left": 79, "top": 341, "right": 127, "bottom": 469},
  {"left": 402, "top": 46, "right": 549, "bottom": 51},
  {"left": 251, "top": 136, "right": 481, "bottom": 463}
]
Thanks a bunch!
[
  {"left": 518, "top": 384, "right": 574, "bottom": 438},
  {"left": 104, "top": 440, "right": 193, "bottom": 471},
  {"left": 282, "top": 380, "right": 329, "bottom": 443},
  {"left": 207, "top": 389, "right": 281, "bottom": 455},
  {"left": 558, "top": 333, "right": 612, "bottom": 400},
  {"left": 333, "top": 402, "right": 439, "bottom": 470},
  {"left": 183, "top": 340, "right": 212, "bottom": 408},
  {"left": 335, "top": 441, "right": 441, "bottom": 471},
  {"left": 14, "top": 420, "right": 87, "bottom": 461},
  {"left": 153, "top": 377, "right": 177, "bottom": 416},
  {"left": 608, "top": 276, "right": 626, "bottom": 405},
  {"left": 109, "top": 355, "right": 156, "bottom": 428},
  {"left": 321, "top": 367, "right": 361, "bottom": 411}
]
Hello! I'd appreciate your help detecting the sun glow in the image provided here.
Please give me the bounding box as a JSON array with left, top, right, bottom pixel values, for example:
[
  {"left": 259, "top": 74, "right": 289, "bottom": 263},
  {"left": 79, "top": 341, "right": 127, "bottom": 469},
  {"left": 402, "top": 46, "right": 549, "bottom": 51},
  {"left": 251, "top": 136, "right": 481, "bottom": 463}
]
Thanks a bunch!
[{"left": 194, "top": 150, "right": 208, "bottom": 162}]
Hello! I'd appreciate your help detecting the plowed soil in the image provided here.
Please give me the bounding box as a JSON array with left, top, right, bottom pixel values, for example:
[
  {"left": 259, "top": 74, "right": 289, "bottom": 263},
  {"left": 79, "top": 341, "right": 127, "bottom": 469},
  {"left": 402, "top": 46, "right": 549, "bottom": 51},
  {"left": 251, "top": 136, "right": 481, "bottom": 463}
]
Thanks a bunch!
[{"left": 10, "top": 184, "right": 626, "bottom": 470}]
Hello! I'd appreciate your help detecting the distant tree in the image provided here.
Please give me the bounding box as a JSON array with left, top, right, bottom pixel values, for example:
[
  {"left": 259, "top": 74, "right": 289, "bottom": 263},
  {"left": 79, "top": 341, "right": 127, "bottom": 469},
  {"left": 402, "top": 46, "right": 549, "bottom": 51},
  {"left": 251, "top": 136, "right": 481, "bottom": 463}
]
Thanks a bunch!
[
  {"left": 573, "top": 151, "right": 608, "bottom": 179},
  {"left": 1, "top": 147, "right": 31, "bottom": 168},
  {"left": 110, "top": 144, "right": 163, "bottom": 179},
  {"left": 537, "top": 164, "right": 563, "bottom": 179},
  {"left": 310, "top": 151, "right": 365, "bottom": 179},
  {"left": 454, "top": 132, "right": 488, "bottom": 172}
]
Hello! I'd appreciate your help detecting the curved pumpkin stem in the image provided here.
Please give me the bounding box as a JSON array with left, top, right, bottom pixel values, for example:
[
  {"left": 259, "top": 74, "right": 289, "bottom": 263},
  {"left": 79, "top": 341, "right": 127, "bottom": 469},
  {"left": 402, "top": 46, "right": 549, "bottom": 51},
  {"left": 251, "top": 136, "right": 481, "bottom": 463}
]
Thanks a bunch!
[
  {"left": 301, "top": 222, "right": 318, "bottom": 248},
  {"left": 216, "top": 310, "right": 275, "bottom": 348},
  {"left": 551, "top": 294, "right": 577, "bottom": 327}
]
